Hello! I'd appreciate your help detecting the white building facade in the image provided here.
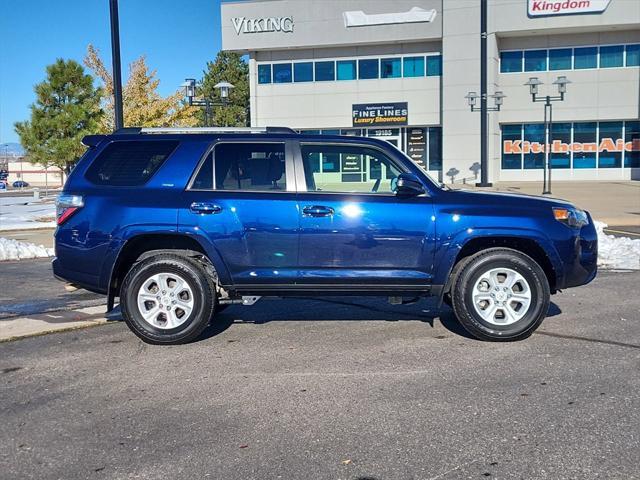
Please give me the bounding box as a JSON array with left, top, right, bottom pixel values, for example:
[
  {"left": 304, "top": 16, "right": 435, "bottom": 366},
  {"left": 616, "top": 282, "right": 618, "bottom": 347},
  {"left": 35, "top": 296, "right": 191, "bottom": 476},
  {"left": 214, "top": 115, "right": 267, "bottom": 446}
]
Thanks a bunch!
[{"left": 221, "top": 0, "right": 640, "bottom": 183}]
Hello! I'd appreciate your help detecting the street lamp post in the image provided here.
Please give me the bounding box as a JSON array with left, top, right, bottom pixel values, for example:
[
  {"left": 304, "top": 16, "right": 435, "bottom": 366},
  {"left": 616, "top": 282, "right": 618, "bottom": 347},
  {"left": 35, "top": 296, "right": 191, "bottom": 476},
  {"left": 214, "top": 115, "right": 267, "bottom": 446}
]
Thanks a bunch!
[
  {"left": 524, "top": 76, "right": 571, "bottom": 195},
  {"left": 181, "top": 79, "right": 234, "bottom": 127},
  {"left": 465, "top": 91, "right": 506, "bottom": 185}
]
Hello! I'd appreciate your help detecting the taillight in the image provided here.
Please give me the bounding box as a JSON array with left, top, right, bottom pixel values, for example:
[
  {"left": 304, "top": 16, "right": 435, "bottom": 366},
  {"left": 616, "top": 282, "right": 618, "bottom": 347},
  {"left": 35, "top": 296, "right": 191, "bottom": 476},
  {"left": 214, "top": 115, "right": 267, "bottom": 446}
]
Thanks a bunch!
[{"left": 56, "top": 194, "right": 84, "bottom": 225}]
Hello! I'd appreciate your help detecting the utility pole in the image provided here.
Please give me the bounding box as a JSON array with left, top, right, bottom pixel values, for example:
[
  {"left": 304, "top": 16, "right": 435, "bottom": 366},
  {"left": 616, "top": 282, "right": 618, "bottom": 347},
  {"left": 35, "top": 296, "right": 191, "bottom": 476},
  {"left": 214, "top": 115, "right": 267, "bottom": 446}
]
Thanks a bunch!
[
  {"left": 109, "top": 0, "right": 124, "bottom": 131},
  {"left": 477, "top": 0, "right": 491, "bottom": 187}
]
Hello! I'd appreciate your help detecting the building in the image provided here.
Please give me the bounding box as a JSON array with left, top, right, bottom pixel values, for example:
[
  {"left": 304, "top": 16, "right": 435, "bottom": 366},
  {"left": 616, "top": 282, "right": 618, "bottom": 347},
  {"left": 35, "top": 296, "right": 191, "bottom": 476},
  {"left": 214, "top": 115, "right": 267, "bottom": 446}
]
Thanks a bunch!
[{"left": 220, "top": 0, "right": 640, "bottom": 183}]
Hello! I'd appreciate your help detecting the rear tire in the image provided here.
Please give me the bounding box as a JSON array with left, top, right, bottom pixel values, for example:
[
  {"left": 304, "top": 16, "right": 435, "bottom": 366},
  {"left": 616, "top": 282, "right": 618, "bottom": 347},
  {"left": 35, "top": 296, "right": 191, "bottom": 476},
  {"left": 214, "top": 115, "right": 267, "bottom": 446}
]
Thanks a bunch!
[
  {"left": 120, "top": 254, "right": 216, "bottom": 345},
  {"left": 451, "top": 248, "right": 550, "bottom": 341}
]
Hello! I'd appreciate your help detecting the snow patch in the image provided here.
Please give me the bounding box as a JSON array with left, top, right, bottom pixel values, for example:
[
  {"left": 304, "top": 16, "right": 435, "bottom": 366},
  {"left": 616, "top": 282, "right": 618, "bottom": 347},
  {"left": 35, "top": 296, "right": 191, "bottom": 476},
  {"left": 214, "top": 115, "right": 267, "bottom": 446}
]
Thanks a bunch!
[
  {"left": 595, "top": 221, "right": 640, "bottom": 270},
  {"left": 0, "top": 195, "right": 57, "bottom": 231},
  {"left": 0, "top": 237, "right": 54, "bottom": 261}
]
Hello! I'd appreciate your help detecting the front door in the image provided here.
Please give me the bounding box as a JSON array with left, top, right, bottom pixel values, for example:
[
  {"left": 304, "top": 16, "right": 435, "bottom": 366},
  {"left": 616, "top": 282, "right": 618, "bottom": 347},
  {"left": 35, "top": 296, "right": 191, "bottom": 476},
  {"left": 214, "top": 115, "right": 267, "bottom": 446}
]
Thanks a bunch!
[
  {"left": 179, "top": 140, "right": 299, "bottom": 286},
  {"left": 295, "top": 141, "right": 435, "bottom": 289}
]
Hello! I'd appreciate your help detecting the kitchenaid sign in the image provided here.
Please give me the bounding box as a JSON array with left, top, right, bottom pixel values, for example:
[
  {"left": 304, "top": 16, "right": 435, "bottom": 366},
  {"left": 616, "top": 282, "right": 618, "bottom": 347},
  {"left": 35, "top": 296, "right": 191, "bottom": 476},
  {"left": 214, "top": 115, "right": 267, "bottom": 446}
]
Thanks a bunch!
[
  {"left": 231, "top": 16, "right": 294, "bottom": 35},
  {"left": 528, "top": 0, "right": 611, "bottom": 16}
]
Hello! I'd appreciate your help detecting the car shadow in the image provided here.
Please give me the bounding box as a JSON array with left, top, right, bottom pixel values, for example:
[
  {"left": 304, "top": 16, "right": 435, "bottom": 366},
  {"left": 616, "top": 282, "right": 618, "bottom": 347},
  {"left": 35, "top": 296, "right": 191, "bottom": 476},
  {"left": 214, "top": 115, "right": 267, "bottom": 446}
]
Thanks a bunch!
[{"left": 195, "top": 297, "right": 563, "bottom": 343}]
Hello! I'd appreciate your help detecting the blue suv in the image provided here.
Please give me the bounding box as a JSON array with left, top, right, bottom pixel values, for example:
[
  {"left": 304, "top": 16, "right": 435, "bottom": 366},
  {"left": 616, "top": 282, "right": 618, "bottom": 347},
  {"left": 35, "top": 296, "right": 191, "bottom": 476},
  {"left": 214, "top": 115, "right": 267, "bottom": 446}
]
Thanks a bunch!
[{"left": 53, "top": 127, "right": 597, "bottom": 344}]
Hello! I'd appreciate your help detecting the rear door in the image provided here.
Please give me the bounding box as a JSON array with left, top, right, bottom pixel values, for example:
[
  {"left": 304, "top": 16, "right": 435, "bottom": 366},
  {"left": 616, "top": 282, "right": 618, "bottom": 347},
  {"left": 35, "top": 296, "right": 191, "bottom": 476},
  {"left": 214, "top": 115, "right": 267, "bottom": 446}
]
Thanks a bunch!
[
  {"left": 179, "top": 139, "right": 299, "bottom": 286},
  {"left": 294, "top": 140, "right": 436, "bottom": 290}
]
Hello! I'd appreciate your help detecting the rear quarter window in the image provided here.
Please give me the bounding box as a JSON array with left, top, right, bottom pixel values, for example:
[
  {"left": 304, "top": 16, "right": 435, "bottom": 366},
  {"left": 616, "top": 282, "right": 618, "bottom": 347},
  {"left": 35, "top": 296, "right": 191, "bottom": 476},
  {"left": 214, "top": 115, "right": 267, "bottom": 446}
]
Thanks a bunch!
[{"left": 85, "top": 140, "right": 178, "bottom": 186}]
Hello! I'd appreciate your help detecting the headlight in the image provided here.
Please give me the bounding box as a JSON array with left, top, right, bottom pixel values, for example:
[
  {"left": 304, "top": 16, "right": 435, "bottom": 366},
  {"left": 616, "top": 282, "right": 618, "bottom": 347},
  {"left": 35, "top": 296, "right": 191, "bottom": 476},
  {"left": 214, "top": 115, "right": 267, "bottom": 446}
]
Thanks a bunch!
[{"left": 553, "top": 207, "right": 589, "bottom": 228}]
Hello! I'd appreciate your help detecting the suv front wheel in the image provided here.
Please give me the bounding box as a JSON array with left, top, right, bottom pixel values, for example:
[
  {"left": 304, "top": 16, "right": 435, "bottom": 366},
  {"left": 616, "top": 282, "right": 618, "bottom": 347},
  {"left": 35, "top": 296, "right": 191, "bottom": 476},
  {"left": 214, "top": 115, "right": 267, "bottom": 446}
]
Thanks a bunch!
[
  {"left": 120, "top": 254, "right": 216, "bottom": 344},
  {"left": 451, "top": 248, "right": 550, "bottom": 341}
]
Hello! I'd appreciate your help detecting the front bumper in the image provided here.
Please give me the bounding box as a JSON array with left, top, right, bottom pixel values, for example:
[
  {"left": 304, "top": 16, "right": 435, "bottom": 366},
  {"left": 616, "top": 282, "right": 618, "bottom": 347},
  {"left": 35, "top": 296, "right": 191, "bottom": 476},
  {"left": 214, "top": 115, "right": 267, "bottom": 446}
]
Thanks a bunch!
[{"left": 557, "top": 213, "right": 598, "bottom": 289}]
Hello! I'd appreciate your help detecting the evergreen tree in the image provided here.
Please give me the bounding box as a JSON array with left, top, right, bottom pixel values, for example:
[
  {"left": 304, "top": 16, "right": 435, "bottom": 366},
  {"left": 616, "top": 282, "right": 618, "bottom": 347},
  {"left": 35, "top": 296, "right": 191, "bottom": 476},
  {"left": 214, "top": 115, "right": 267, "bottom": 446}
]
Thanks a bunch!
[
  {"left": 200, "top": 52, "right": 250, "bottom": 127},
  {"left": 15, "top": 59, "right": 102, "bottom": 173}
]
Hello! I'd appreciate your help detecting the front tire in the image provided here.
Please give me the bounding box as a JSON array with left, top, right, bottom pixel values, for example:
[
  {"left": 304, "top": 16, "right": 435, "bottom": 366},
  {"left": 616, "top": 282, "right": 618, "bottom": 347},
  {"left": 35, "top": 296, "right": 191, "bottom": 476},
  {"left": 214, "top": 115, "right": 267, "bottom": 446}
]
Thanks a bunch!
[
  {"left": 451, "top": 248, "right": 550, "bottom": 341},
  {"left": 120, "top": 254, "right": 216, "bottom": 345}
]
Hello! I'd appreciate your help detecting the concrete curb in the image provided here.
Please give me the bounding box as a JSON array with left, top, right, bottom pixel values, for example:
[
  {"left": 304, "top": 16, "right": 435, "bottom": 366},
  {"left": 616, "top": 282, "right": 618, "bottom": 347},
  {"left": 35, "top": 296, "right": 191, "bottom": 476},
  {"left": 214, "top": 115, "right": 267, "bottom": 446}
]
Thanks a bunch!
[{"left": 0, "top": 305, "right": 113, "bottom": 342}]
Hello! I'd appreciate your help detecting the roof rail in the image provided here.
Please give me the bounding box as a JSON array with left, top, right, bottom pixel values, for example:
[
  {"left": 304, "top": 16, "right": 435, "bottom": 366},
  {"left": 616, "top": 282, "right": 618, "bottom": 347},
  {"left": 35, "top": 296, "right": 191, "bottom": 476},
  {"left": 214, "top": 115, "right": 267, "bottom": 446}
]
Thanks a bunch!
[{"left": 114, "top": 126, "right": 297, "bottom": 135}]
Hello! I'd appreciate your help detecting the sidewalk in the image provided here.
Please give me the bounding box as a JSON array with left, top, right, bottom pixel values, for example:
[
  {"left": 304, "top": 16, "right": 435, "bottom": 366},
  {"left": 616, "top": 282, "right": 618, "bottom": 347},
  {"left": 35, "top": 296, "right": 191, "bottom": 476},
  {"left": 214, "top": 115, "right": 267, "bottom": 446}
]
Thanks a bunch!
[{"left": 454, "top": 181, "right": 640, "bottom": 227}]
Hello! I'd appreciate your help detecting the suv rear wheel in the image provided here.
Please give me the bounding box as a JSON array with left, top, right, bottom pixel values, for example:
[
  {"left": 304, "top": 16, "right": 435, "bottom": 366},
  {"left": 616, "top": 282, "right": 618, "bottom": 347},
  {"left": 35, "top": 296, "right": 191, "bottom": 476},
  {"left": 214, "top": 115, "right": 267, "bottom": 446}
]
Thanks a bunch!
[
  {"left": 451, "top": 248, "right": 550, "bottom": 341},
  {"left": 121, "top": 254, "right": 216, "bottom": 344}
]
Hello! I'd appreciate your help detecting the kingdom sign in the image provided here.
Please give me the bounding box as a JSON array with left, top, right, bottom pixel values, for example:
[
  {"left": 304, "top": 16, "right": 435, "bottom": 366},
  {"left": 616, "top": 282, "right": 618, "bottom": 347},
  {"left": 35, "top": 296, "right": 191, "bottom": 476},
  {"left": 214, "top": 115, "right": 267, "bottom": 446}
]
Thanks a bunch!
[{"left": 528, "top": 0, "right": 611, "bottom": 16}]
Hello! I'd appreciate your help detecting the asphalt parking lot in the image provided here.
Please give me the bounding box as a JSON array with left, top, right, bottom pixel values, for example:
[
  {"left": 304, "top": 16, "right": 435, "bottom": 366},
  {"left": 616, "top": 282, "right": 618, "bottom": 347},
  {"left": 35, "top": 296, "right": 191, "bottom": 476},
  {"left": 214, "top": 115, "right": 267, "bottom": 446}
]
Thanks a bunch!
[{"left": 1, "top": 270, "right": 639, "bottom": 479}]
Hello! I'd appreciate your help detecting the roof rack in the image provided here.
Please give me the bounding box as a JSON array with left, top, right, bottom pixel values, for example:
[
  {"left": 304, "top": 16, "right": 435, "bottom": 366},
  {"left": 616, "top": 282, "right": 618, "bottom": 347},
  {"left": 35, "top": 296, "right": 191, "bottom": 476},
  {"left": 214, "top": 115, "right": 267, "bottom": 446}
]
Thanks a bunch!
[{"left": 114, "top": 126, "right": 297, "bottom": 135}]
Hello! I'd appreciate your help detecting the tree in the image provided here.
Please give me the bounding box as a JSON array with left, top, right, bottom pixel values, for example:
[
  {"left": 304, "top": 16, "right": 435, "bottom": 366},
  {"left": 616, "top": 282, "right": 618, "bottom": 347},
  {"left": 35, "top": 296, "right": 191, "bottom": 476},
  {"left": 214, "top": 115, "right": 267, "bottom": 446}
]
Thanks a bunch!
[
  {"left": 15, "top": 59, "right": 102, "bottom": 173},
  {"left": 200, "top": 51, "right": 249, "bottom": 127},
  {"left": 84, "top": 45, "right": 198, "bottom": 132}
]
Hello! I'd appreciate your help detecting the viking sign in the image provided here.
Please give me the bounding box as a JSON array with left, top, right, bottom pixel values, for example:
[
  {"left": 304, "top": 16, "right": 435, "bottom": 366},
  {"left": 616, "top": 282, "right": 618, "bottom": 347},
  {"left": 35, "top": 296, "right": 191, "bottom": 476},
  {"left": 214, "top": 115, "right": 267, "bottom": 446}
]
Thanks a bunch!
[
  {"left": 352, "top": 103, "right": 409, "bottom": 127},
  {"left": 231, "top": 16, "right": 294, "bottom": 35}
]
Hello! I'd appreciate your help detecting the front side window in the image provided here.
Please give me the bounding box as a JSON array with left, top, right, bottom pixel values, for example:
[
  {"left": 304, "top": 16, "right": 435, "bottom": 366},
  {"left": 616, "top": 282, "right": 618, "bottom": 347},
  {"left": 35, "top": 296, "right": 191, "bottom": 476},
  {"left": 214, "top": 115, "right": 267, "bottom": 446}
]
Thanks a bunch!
[
  {"left": 300, "top": 144, "right": 403, "bottom": 194},
  {"left": 381, "top": 58, "right": 401, "bottom": 78},
  {"left": 524, "top": 49, "right": 547, "bottom": 72},
  {"left": 273, "top": 63, "right": 292, "bottom": 83},
  {"left": 549, "top": 48, "right": 572, "bottom": 70},
  {"left": 337, "top": 60, "right": 357, "bottom": 80},
  {"left": 403, "top": 56, "right": 424, "bottom": 77},
  {"left": 574, "top": 47, "right": 597, "bottom": 69},
  {"left": 257, "top": 64, "right": 272, "bottom": 84},
  {"left": 212, "top": 143, "right": 287, "bottom": 191},
  {"left": 500, "top": 51, "right": 523, "bottom": 73},
  {"left": 599, "top": 45, "right": 624, "bottom": 68},
  {"left": 358, "top": 59, "right": 379, "bottom": 79},
  {"left": 86, "top": 140, "right": 178, "bottom": 186}
]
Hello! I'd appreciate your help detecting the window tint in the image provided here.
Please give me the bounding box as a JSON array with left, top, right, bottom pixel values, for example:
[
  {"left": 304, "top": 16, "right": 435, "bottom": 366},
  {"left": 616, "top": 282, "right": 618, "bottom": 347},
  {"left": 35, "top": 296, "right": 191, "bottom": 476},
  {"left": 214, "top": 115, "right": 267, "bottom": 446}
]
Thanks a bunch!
[
  {"left": 625, "top": 121, "right": 640, "bottom": 168},
  {"left": 315, "top": 61, "right": 335, "bottom": 81},
  {"left": 358, "top": 59, "right": 379, "bottom": 79},
  {"left": 550, "top": 123, "right": 571, "bottom": 169},
  {"left": 598, "top": 122, "right": 622, "bottom": 168},
  {"left": 500, "top": 51, "right": 523, "bottom": 72},
  {"left": 573, "top": 122, "right": 597, "bottom": 168},
  {"left": 428, "top": 127, "right": 442, "bottom": 170},
  {"left": 523, "top": 124, "right": 545, "bottom": 169},
  {"left": 524, "top": 49, "right": 547, "bottom": 71},
  {"left": 258, "top": 64, "right": 271, "bottom": 84},
  {"left": 599, "top": 45, "right": 624, "bottom": 68},
  {"left": 273, "top": 63, "right": 292, "bottom": 83},
  {"left": 574, "top": 47, "right": 597, "bottom": 69},
  {"left": 549, "top": 48, "right": 572, "bottom": 70},
  {"left": 191, "top": 152, "right": 213, "bottom": 189},
  {"left": 403, "top": 56, "right": 425, "bottom": 77},
  {"left": 381, "top": 58, "right": 401, "bottom": 78},
  {"left": 337, "top": 60, "right": 357, "bottom": 80},
  {"left": 300, "top": 144, "right": 403, "bottom": 194},
  {"left": 213, "top": 143, "right": 286, "bottom": 191},
  {"left": 426, "top": 55, "right": 442, "bottom": 76},
  {"left": 501, "top": 124, "right": 522, "bottom": 170},
  {"left": 626, "top": 44, "right": 640, "bottom": 67},
  {"left": 294, "top": 62, "right": 313, "bottom": 82},
  {"left": 86, "top": 140, "right": 177, "bottom": 186}
]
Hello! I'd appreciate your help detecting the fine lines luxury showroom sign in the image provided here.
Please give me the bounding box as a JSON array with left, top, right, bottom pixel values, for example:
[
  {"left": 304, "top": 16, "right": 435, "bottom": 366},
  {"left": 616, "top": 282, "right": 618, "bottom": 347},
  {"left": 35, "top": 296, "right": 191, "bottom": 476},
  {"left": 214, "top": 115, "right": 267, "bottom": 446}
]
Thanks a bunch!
[
  {"left": 528, "top": 0, "right": 611, "bottom": 16},
  {"left": 352, "top": 103, "right": 409, "bottom": 127}
]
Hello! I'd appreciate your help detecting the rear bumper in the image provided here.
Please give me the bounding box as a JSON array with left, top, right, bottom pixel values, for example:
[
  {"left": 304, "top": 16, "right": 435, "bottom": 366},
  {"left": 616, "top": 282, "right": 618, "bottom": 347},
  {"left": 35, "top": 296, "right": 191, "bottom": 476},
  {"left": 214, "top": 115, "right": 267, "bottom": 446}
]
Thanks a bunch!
[{"left": 52, "top": 257, "right": 107, "bottom": 295}]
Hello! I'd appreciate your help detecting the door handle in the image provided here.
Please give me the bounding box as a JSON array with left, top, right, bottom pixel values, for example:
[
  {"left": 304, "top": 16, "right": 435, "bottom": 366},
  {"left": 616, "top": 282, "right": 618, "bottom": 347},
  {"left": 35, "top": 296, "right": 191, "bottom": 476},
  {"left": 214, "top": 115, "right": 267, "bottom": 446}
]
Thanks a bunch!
[
  {"left": 190, "top": 202, "right": 222, "bottom": 214},
  {"left": 302, "top": 205, "right": 334, "bottom": 217}
]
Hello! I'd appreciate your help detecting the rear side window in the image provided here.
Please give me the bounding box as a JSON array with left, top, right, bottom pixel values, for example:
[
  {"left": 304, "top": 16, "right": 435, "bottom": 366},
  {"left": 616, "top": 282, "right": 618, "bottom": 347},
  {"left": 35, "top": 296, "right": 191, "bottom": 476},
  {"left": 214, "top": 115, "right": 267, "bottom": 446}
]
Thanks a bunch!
[
  {"left": 214, "top": 143, "right": 286, "bottom": 191},
  {"left": 85, "top": 140, "right": 178, "bottom": 186}
]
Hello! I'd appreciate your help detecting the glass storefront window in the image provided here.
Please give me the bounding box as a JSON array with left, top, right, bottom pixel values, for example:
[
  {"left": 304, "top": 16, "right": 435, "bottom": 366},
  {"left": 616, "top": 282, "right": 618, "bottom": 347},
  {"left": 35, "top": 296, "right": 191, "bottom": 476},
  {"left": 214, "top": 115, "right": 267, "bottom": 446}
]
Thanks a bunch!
[
  {"left": 573, "top": 122, "right": 597, "bottom": 168},
  {"left": 626, "top": 44, "right": 640, "bottom": 67},
  {"left": 358, "top": 59, "right": 379, "bottom": 79},
  {"left": 523, "top": 124, "right": 545, "bottom": 169},
  {"left": 574, "top": 47, "right": 597, "bottom": 69},
  {"left": 501, "top": 124, "right": 522, "bottom": 170},
  {"left": 550, "top": 123, "right": 571, "bottom": 169},
  {"left": 598, "top": 122, "right": 623, "bottom": 168},
  {"left": 293, "top": 62, "right": 313, "bottom": 82},
  {"left": 428, "top": 127, "right": 442, "bottom": 170},
  {"left": 257, "top": 64, "right": 271, "bottom": 84},
  {"left": 337, "top": 60, "right": 356, "bottom": 80},
  {"left": 381, "top": 58, "right": 401, "bottom": 78},
  {"left": 314, "top": 61, "right": 335, "bottom": 81},
  {"left": 403, "top": 57, "right": 425, "bottom": 77},
  {"left": 599, "top": 45, "right": 624, "bottom": 68},
  {"left": 426, "top": 55, "right": 442, "bottom": 76},
  {"left": 625, "top": 121, "right": 640, "bottom": 168},
  {"left": 273, "top": 63, "right": 292, "bottom": 83},
  {"left": 500, "top": 51, "right": 523, "bottom": 73},
  {"left": 549, "top": 48, "right": 572, "bottom": 70},
  {"left": 524, "top": 50, "right": 547, "bottom": 72}
]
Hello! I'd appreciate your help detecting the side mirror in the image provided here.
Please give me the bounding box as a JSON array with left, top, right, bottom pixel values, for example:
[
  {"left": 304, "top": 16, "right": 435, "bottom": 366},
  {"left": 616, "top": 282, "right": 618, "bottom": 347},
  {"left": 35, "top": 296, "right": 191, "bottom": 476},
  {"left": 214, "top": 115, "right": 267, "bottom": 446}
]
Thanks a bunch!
[{"left": 393, "top": 173, "right": 425, "bottom": 196}]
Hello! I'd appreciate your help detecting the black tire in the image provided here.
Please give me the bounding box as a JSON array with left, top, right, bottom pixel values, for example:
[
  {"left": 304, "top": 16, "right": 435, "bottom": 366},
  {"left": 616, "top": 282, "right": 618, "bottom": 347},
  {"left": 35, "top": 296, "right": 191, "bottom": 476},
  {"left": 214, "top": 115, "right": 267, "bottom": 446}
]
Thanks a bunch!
[
  {"left": 451, "top": 248, "right": 550, "bottom": 341},
  {"left": 120, "top": 254, "right": 216, "bottom": 345}
]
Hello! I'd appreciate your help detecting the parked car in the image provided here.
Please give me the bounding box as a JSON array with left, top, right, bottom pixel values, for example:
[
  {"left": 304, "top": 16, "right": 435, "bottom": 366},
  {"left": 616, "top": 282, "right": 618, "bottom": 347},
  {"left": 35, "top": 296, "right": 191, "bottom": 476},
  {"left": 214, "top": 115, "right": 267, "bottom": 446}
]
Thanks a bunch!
[
  {"left": 12, "top": 180, "right": 29, "bottom": 188},
  {"left": 0, "top": 181, "right": 6, "bottom": 190},
  {"left": 53, "top": 127, "right": 597, "bottom": 344}
]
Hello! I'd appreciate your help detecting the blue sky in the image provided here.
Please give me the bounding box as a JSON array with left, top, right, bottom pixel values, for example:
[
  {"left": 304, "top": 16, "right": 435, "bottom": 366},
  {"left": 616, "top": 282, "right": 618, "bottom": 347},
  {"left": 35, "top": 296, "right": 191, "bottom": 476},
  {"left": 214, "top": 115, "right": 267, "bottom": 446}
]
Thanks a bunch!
[{"left": 0, "top": 0, "right": 223, "bottom": 144}]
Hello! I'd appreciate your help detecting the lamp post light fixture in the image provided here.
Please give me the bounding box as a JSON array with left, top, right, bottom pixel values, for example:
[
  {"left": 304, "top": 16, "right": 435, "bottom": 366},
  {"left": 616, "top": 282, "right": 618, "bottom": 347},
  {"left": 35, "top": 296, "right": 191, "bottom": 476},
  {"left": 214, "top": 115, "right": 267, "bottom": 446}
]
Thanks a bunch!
[
  {"left": 524, "top": 75, "right": 571, "bottom": 195},
  {"left": 465, "top": 91, "right": 505, "bottom": 112},
  {"left": 181, "top": 78, "right": 235, "bottom": 127}
]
